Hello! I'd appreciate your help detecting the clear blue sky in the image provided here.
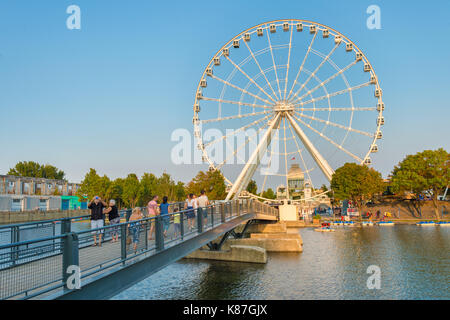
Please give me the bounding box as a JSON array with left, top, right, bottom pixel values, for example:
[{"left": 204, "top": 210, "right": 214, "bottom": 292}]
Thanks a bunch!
[{"left": 0, "top": 0, "right": 449, "bottom": 185}]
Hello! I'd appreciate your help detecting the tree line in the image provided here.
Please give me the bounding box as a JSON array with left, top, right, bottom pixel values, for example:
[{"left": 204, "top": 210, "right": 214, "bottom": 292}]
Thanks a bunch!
[
  {"left": 74, "top": 169, "right": 229, "bottom": 209},
  {"left": 331, "top": 148, "right": 449, "bottom": 220},
  {"left": 7, "top": 161, "right": 65, "bottom": 180},
  {"left": 4, "top": 148, "right": 448, "bottom": 218}
]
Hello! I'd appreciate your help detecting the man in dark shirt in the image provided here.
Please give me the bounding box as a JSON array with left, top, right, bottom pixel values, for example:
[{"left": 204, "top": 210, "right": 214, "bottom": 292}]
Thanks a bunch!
[{"left": 88, "top": 196, "right": 107, "bottom": 246}]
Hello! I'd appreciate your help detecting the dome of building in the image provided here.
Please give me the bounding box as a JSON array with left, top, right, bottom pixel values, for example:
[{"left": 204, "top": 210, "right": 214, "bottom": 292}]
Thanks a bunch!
[{"left": 287, "top": 164, "right": 304, "bottom": 179}]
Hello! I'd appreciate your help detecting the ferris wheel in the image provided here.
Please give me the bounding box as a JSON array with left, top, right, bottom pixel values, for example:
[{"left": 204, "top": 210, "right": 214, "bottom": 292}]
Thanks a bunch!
[{"left": 193, "top": 19, "right": 385, "bottom": 201}]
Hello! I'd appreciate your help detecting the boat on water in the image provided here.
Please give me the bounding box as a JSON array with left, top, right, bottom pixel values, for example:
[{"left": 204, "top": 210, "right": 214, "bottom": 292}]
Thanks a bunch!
[
  {"left": 314, "top": 227, "right": 335, "bottom": 232},
  {"left": 362, "top": 221, "right": 374, "bottom": 226},
  {"left": 378, "top": 221, "right": 395, "bottom": 226},
  {"left": 344, "top": 221, "right": 356, "bottom": 226},
  {"left": 436, "top": 221, "right": 450, "bottom": 226},
  {"left": 314, "top": 222, "right": 336, "bottom": 232},
  {"left": 416, "top": 221, "right": 436, "bottom": 226},
  {"left": 332, "top": 221, "right": 344, "bottom": 226}
]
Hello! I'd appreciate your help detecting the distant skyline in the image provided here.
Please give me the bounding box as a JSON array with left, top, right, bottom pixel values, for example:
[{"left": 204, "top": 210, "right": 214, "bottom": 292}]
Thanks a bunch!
[{"left": 0, "top": 0, "right": 449, "bottom": 187}]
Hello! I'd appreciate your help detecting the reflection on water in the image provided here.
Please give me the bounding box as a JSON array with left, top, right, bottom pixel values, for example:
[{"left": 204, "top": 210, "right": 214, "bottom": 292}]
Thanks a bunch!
[{"left": 112, "top": 225, "right": 449, "bottom": 299}]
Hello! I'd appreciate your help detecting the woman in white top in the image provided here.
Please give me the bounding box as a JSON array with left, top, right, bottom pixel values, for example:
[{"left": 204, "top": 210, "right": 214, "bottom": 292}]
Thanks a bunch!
[
  {"left": 184, "top": 193, "right": 197, "bottom": 231},
  {"left": 197, "top": 190, "right": 210, "bottom": 226}
]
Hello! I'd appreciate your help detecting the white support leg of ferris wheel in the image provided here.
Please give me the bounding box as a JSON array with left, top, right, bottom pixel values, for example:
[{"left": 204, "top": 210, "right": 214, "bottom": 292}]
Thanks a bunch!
[
  {"left": 285, "top": 112, "right": 334, "bottom": 182},
  {"left": 226, "top": 113, "right": 281, "bottom": 200}
]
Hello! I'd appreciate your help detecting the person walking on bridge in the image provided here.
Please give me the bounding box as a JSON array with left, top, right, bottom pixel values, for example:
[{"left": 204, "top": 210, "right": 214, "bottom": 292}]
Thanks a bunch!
[
  {"left": 147, "top": 195, "right": 159, "bottom": 240},
  {"left": 160, "top": 196, "right": 171, "bottom": 237},
  {"left": 184, "top": 194, "right": 197, "bottom": 231},
  {"left": 128, "top": 207, "right": 143, "bottom": 253},
  {"left": 88, "top": 196, "right": 107, "bottom": 247},
  {"left": 197, "top": 190, "right": 210, "bottom": 227}
]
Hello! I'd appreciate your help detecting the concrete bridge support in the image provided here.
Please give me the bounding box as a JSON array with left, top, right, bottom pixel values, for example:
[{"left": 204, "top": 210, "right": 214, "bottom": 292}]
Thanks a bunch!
[{"left": 185, "top": 221, "right": 303, "bottom": 263}]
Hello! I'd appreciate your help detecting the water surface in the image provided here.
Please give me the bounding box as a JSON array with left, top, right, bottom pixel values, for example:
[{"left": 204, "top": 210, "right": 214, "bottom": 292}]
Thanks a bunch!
[{"left": 112, "top": 225, "right": 449, "bottom": 299}]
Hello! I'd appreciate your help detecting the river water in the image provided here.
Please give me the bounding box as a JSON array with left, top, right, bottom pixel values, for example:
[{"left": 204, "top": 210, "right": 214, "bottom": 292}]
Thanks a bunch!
[{"left": 112, "top": 225, "right": 449, "bottom": 300}]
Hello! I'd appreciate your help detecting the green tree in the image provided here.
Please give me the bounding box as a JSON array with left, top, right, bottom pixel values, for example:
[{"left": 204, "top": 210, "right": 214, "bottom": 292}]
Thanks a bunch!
[
  {"left": 8, "top": 161, "right": 65, "bottom": 180},
  {"left": 122, "top": 174, "right": 140, "bottom": 208},
  {"left": 390, "top": 148, "right": 450, "bottom": 220},
  {"left": 246, "top": 179, "right": 258, "bottom": 194},
  {"left": 156, "top": 173, "right": 177, "bottom": 200},
  {"left": 76, "top": 168, "right": 110, "bottom": 201},
  {"left": 52, "top": 186, "right": 61, "bottom": 196},
  {"left": 175, "top": 181, "right": 186, "bottom": 201},
  {"left": 321, "top": 184, "right": 328, "bottom": 193},
  {"left": 138, "top": 173, "right": 158, "bottom": 206},
  {"left": 331, "top": 163, "right": 384, "bottom": 216},
  {"left": 106, "top": 178, "right": 125, "bottom": 208},
  {"left": 262, "top": 188, "right": 276, "bottom": 199},
  {"left": 186, "top": 170, "right": 226, "bottom": 200},
  {"left": 41, "top": 164, "right": 66, "bottom": 180}
]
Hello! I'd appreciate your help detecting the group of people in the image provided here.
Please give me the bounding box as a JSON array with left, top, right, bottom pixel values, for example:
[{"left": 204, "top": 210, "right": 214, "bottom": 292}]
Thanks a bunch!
[
  {"left": 184, "top": 190, "right": 210, "bottom": 231},
  {"left": 87, "top": 196, "right": 120, "bottom": 247},
  {"left": 363, "top": 210, "right": 392, "bottom": 221},
  {"left": 87, "top": 190, "right": 210, "bottom": 252}
]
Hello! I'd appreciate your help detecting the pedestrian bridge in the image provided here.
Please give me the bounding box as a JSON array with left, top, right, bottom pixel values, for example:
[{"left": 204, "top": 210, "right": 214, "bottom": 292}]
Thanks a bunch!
[{"left": 0, "top": 200, "right": 278, "bottom": 300}]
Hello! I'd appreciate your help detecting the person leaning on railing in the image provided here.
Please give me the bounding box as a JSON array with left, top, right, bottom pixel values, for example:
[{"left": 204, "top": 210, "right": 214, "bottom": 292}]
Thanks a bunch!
[
  {"left": 88, "top": 196, "right": 107, "bottom": 247},
  {"left": 160, "top": 196, "right": 171, "bottom": 237},
  {"left": 128, "top": 207, "right": 143, "bottom": 253},
  {"left": 173, "top": 207, "right": 181, "bottom": 238},
  {"left": 197, "top": 190, "right": 210, "bottom": 227},
  {"left": 103, "top": 199, "right": 120, "bottom": 243}
]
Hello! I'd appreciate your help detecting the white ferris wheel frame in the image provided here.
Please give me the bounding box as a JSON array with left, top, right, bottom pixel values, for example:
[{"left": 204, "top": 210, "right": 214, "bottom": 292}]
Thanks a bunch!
[{"left": 192, "top": 19, "right": 385, "bottom": 201}]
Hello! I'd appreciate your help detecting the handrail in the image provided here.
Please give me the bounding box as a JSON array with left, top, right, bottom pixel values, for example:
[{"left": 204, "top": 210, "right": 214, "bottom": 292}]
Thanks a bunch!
[
  {"left": 0, "top": 199, "right": 278, "bottom": 300},
  {"left": 0, "top": 201, "right": 189, "bottom": 230}
]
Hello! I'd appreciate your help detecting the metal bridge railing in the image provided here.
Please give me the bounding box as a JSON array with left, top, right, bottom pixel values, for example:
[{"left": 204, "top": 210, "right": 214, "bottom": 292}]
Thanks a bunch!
[
  {"left": 0, "top": 199, "right": 278, "bottom": 300},
  {"left": 0, "top": 202, "right": 191, "bottom": 247}
]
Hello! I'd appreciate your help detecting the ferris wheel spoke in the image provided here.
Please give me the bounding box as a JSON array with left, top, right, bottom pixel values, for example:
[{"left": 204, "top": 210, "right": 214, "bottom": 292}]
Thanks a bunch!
[
  {"left": 266, "top": 27, "right": 283, "bottom": 100},
  {"left": 294, "top": 112, "right": 374, "bottom": 137},
  {"left": 259, "top": 131, "right": 278, "bottom": 196},
  {"left": 203, "top": 114, "right": 272, "bottom": 148},
  {"left": 285, "top": 113, "right": 334, "bottom": 181},
  {"left": 288, "top": 124, "right": 315, "bottom": 190},
  {"left": 294, "top": 60, "right": 359, "bottom": 103},
  {"left": 226, "top": 113, "right": 282, "bottom": 200},
  {"left": 295, "top": 106, "right": 376, "bottom": 112},
  {"left": 210, "top": 74, "right": 273, "bottom": 105},
  {"left": 283, "top": 23, "right": 294, "bottom": 100},
  {"left": 201, "top": 96, "right": 271, "bottom": 109},
  {"left": 295, "top": 81, "right": 371, "bottom": 106},
  {"left": 201, "top": 110, "right": 271, "bottom": 124},
  {"left": 292, "top": 114, "right": 363, "bottom": 163},
  {"left": 224, "top": 56, "right": 278, "bottom": 103},
  {"left": 265, "top": 149, "right": 298, "bottom": 156},
  {"left": 286, "top": 31, "right": 318, "bottom": 101},
  {"left": 282, "top": 117, "right": 290, "bottom": 199},
  {"left": 242, "top": 41, "right": 280, "bottom": 102},
  {"left": 216, "top": 116, "right": 273, "bottom": 170},
  {"left": 289, "top": 43, "right": 340, "bottom": 103}
]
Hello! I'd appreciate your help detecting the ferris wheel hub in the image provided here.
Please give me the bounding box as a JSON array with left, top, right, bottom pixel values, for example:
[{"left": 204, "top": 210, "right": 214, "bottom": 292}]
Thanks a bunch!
[{"left": 273, "top": 100, "right": 295, "bottom": 114}]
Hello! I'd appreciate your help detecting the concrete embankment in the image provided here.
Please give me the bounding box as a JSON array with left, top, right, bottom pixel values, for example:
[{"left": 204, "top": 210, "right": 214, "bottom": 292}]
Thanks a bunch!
[
  {"left": 0, "top": 209, "right": 89, "bottom": 225},
  {"left": 185, "top": 221, "right": 303, "bottom": 263}
]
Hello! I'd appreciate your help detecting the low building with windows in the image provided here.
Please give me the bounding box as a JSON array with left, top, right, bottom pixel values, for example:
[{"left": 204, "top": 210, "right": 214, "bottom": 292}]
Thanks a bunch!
[{"left": 0, "top": 175, "right": 85, "bottom": 212}]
